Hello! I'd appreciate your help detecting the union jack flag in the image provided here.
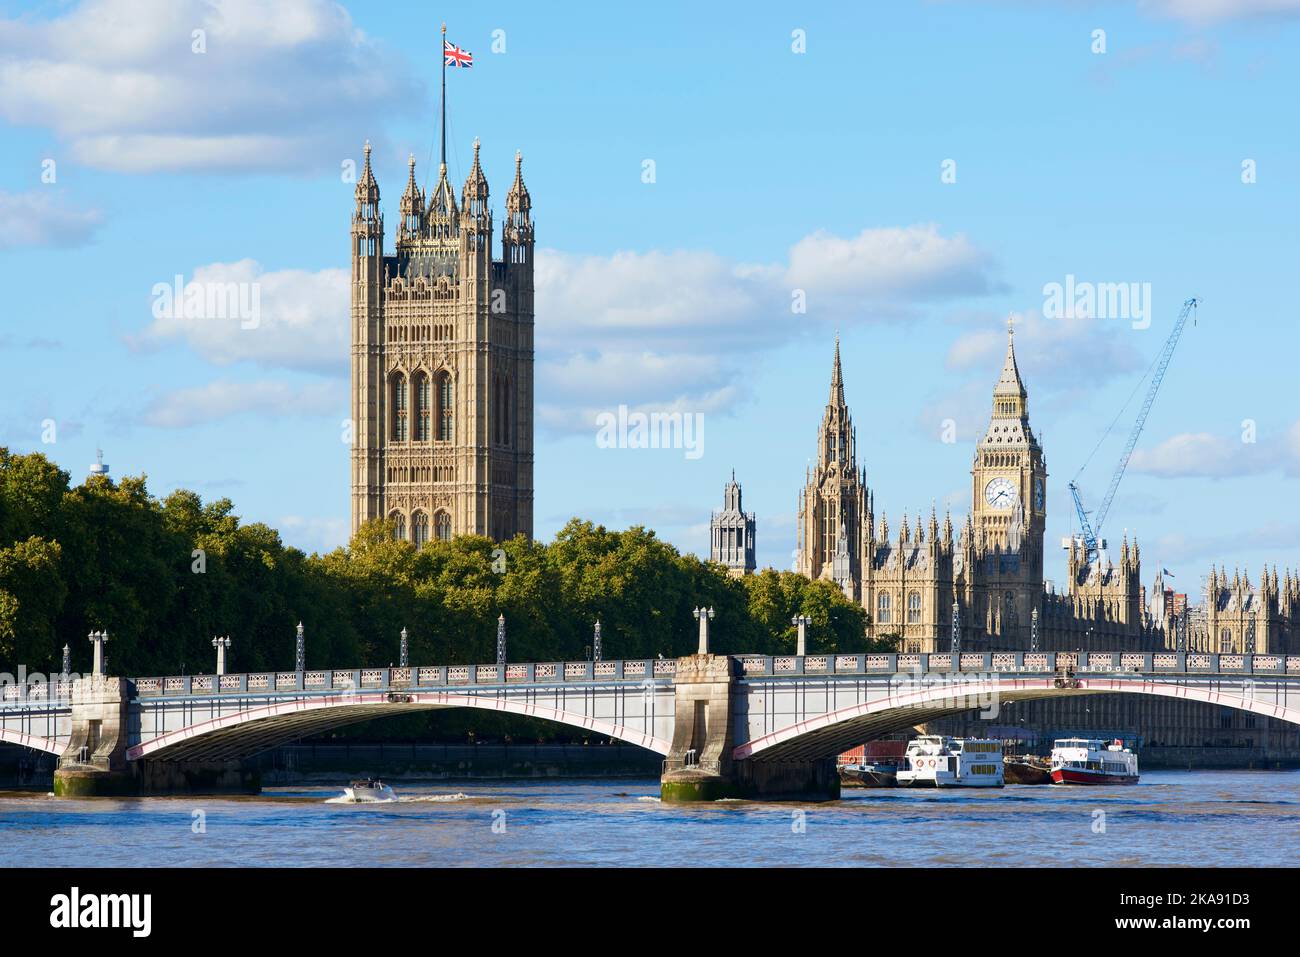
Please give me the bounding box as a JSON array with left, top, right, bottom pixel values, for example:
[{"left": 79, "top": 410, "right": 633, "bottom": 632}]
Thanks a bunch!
[{"left": 444, "top": 39, "right": 472, "bottom": 68}]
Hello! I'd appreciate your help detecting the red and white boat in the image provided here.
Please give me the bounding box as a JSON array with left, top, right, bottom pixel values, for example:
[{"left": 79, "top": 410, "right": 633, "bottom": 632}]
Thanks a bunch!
[{"left": 1049, "top": 738, "right": 1139, "bottom": 785}]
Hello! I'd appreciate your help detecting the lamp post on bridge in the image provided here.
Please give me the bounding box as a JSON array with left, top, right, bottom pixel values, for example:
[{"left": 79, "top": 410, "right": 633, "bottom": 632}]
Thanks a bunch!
[
  {"left": 400, "top": 627, "right": 409, "bottom": 668},
  {"left": 212, "top": 635, "right": 231, "bottom": 676},
  {"left": 792, "top": 614, "right": 812, "bottom": 657},
  {"left": 593, "top": 620, "right": 602, "bottom": 662},
  {"left": 497, "top": 614, "right": 507, "bottom": 666},
  {"left": 295, "top": 621, "right": 305, "bottom": 673},
  {"left": 88, "top": 630, "right": 109, "bottom": 677},
  {"left": 693, "top": 606, "right": 715, "bottom": 655},
  {"left": 1030, "top": 608, "right": 1039, "bottom": 653},
  {"left": 951, "top": 602, "right": 960, "bottom": 657},
  {"left": 62, "top": 644, "right": 70, "bottom": 676}
]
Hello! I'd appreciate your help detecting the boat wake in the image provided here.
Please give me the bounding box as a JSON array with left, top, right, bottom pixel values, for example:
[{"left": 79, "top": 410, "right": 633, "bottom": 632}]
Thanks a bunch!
[{"left": 397, "top": 793, "right": 471, "bottom": 803}]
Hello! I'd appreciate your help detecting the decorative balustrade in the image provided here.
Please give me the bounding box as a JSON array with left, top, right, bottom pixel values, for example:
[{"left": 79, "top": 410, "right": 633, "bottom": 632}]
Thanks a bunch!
[{"left": 57, "top": 649, "right": 1300, "bottom": 706}]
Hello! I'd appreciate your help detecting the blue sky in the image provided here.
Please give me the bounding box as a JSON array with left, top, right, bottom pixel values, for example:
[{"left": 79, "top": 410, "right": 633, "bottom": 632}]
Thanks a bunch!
[{"left": 2, "top": 0, "right": 1299, "bottom": 600}]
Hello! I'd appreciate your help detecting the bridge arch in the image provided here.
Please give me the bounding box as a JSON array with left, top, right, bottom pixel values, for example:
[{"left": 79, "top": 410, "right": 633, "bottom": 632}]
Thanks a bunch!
[
  {"left": 127, "top": 690, "right": 672, "bottom": 763},
  {"left": 734, "top": 676, "right": 1300, "bottom": 762},
  {"left": 0, "top": 728, "right": 60, "bottom": 755}
]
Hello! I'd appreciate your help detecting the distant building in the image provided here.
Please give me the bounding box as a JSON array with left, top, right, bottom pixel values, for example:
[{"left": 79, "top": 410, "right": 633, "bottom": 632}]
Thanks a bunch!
[
  {"left": 791, "top": 321, "right": 1300, "bottom": 656},
  {"left": 710, "top": 472, "right": 755, "bottom": 578},
  {"left": 88, "top": 448, "right": 109, "bottom": 480}
]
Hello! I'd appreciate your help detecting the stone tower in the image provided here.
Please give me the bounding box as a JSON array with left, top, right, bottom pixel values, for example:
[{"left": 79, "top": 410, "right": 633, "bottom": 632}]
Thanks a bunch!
[
  {"left": 710, "top": 471, "right": 756, "bottom": 577},
  {"left": 797, "top": 339, "right": 868, "bottom": 599},
  {"left": 350, "top": 140, "right": 535, "bottom": 543}
]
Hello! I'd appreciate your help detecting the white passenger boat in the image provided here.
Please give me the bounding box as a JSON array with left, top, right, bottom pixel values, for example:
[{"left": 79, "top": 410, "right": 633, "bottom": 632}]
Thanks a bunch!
[
  {"left": 1049, "top": 738, "right": 1139, "bottom": 785},
  {"left": 340, "top": 778, "right": 397, "bottom": 802},
  {"left": 896, "top": 736, "right": 1004, "bottom": 788}
]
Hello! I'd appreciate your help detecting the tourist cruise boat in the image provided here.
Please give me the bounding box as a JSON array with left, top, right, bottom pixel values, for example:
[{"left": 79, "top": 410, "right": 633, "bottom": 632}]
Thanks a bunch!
[
  {"left": 1049, "top": 738, "right": 1139, "bottom": 785},
  {"left": 896, "top": 736, "right": 1004, "bottom": 788}
]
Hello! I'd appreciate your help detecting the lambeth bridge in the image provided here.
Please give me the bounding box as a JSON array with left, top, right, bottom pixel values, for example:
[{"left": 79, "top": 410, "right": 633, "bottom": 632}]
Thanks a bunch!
[{"left": 5, "top": 629, "right": 1299, "bottom": 799}]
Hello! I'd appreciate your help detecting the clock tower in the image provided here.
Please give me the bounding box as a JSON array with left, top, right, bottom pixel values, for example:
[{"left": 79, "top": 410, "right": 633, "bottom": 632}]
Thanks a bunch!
[{"left": 970, "top": 318, "right": 1047, "bottom": 584}]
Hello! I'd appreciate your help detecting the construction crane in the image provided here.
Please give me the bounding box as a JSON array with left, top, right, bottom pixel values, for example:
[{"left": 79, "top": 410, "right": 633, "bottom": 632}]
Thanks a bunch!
[{"left": 1068, "top": 297, "right": 1199, "bottom": 566}]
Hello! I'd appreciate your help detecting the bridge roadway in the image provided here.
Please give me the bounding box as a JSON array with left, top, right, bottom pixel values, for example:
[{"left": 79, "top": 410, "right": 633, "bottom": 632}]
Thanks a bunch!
[{"left": 2, "top": 650, "right": 1297, "bottom": 799}]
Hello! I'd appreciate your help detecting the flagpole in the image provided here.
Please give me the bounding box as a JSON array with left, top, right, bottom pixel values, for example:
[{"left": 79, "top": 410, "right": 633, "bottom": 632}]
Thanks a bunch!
[{"left": 440, "top": 22, "right": 447, "bottom": 168}]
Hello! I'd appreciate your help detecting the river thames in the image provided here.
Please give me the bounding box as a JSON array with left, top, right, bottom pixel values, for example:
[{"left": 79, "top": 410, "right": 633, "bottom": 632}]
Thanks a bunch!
[{"left": 1, "top": 769, "right": 1296, "bottom": 867}]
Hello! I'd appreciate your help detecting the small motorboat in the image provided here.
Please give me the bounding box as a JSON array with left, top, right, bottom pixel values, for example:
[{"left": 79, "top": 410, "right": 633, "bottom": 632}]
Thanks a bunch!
[
  {"left": 839, "top": 761, "right": 899, "bottom": 788},
  {"left": 340, "top": 778, "right": 397, "bottom": 802}
]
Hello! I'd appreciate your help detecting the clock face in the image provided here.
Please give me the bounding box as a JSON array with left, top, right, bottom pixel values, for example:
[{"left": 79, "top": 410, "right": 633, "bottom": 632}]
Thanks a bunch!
[
  {"left": 984, "top": 477, "right": 1016, "bottom": 509},
  {"left": 1033, "top": 478, "right": 1044, "bottom": 510}
]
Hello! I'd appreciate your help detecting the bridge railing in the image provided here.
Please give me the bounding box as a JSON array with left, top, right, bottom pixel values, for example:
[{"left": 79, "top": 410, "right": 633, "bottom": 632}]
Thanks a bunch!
[
  {"left": 734, "top": 652, "right": 1300, "bottom": 678},
  {"left": 133, "top": 658, "right": 680, "bottom": 699},
  {"left": 65, "top": 651, "right": 1300, "bottom": 703}
]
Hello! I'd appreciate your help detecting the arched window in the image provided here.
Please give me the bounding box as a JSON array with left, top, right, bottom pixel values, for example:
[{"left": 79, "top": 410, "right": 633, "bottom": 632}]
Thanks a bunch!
[
  {"left": 414, "top": 372, "right": 431, "bottom": 441},
  {"left": 390, "top": 511, "right": 406, "bottom": 541},
  {"left": 434, "top": 511, "right": 452, "bottom": 542},
  {"left": 496, "top": 375, "right": 511, "bottom": 446},
  {"left": 877, "top": 592, "right": 891, "bottom": 625},
  {"left": 412, "top": 511, "right": 430, "bottom": 547},
  {"left": 436, "top": 372, "right": 453, "bottom": 442},
  {"left": 390, "top": 373, "right": 408, "bottom": 441},
  {"left": 1220, "top": 627, "right": 1233, "bottom": 651},
  {"left": 907, "top": 591, "right": 922, "bottom": 624}
]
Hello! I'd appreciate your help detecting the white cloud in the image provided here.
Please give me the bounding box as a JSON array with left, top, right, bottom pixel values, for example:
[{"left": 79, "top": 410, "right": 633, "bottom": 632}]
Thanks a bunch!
[
  {"left": 0, "top": 190, "right": 102, "bottom": 248},
  {"left": 142, "top": 378, "right": 344, "bottom": 428},
  {"left": 1140, "top": 0, "right": 1300, "bottom": 22},
  {"left": 535, "top": 224, "right": 1001, "bottom": 435},
  {"left": 277, "top": 514, "right": 350, "bottom": 554},
  {"left": 139, "top": 259, "right": 348, "bottom": 372},
  {"left": 1129, "top": 422, "right": 1300, "bottom": 478},
  {"left": 0, "top": 0, "right": 417, "bottom": 174},
  {"left": 945, "top": 309, "right": 1143, "bottom": 385},
  {"left": 785, "top": 225, "right": 1001, "bottom": 305}
]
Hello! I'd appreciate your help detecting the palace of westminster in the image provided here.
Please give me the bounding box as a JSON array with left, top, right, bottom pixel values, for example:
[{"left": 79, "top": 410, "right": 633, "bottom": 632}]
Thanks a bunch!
[
  {"left": 708, "top": 327, "right": 1300, "bottom": 755},
  {"left": 347, "top": 130, "right": 1296, "bottom": 757}
]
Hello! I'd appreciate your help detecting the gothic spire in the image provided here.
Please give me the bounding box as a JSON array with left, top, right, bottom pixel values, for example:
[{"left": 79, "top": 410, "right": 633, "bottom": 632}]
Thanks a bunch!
[
  {"left": 399, "top": 154, "right": 425, "bottom": 241},
  {"left": 994, "top": 314, "right": 1028, "bottom": 403},
  {"left": 830, "top": 334, "right": 845, "bottom": 407},
  {"left": 461, "top": 137, "right": 489, "bottom": 215}
]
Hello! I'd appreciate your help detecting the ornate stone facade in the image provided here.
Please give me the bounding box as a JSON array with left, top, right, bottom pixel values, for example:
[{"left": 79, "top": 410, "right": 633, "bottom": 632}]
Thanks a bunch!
[
  {"left": 710, "top": 473, "right": 756, "bottom": 577},
  {"left": 350, "top": 141, "right": 534, "bottom": 543},
  {"left": 796, "top": 325, "right": 1300, "bottom": 656}
]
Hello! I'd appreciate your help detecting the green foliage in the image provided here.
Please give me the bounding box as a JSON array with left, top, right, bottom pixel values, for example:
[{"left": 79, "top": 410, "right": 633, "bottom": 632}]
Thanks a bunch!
[{"left": 0, "top": 448, "right": 881, "bottom": 692}]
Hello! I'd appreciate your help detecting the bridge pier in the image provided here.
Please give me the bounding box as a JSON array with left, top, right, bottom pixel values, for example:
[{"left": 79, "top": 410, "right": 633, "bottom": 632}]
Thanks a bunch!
[
  {"left": 136, "top": 760, "right": 260, "bottom": 795},
  {"left": 733, "top": 758, "right": 841, "bottom": 802},
  {"left": 53, "top": 676, "right": 135, "bottom": 797},
  {"left": 659, "top": 655, "right": 840, "bottom": 802}
]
